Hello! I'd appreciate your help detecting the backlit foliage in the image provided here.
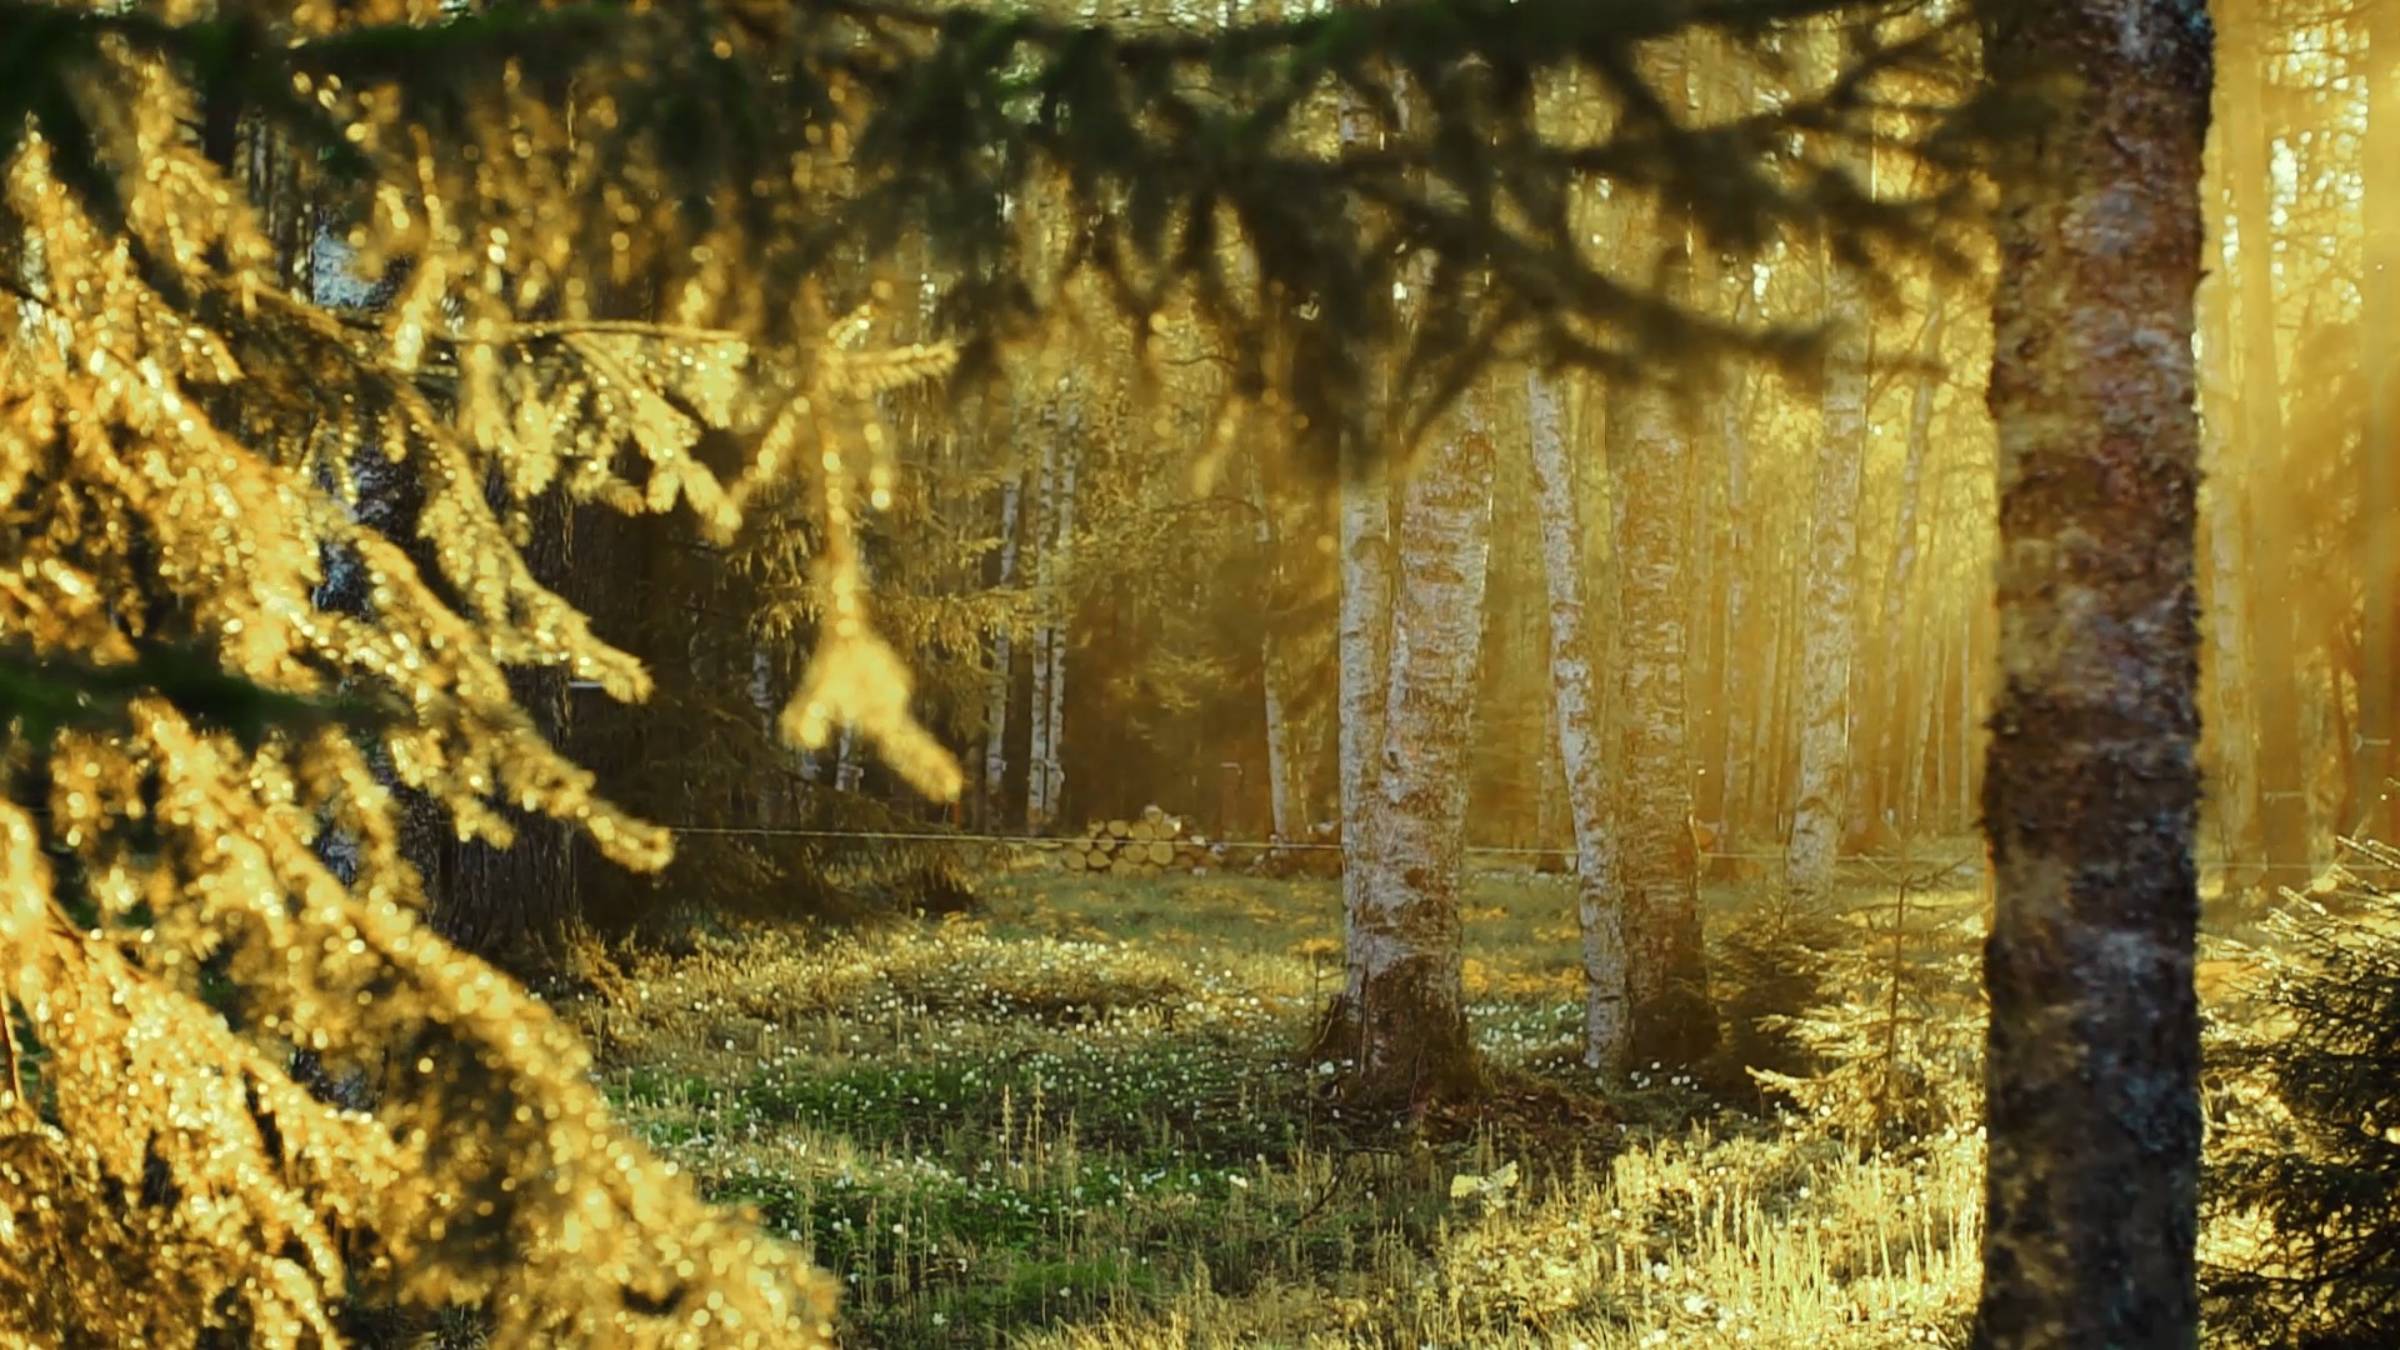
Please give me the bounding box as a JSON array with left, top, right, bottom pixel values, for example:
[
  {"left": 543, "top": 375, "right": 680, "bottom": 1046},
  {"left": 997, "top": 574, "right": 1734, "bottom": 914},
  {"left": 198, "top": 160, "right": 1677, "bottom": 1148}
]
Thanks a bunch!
[{"left": 0, "top": 1, "right": 963, "bottom": 1340}]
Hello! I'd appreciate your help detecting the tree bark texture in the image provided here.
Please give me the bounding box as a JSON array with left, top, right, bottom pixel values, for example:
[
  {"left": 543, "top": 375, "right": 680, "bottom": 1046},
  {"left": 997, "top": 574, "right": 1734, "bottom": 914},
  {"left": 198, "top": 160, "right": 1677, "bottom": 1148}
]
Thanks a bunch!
[
  {"left": 980, "top": 472, "right": 1025, "bottom": 830},
  {"left": 1026, "top": 405, "right": 1061, "bottom": 830},
  {"left": 1973, "top": 3, "right": 2210, "bottom": 1345},
  {"left": 1610, "top": 372, "right": 1718, "bottom": 1068},
  {"left": 1788, "top": 38, "right": 1872, "bottom": 905},
  {"left": 1038, "top": 426, "right": 1080, "bottom": 826},
  {"left": 1332, "top": 410, "right": 1496, "bottom": 1108},
  {"left": 1530, "top": 368, "right": 1629, "bottom": 1074}
]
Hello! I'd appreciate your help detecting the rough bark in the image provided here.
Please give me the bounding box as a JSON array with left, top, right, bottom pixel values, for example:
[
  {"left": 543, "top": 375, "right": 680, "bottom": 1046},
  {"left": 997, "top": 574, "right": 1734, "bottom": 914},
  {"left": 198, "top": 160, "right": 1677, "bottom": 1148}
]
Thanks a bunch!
[
  {"left": 1787, "top": 44, "right": 1871, "bottom": 906},
  {"left": 980, "top": 472, "right": 1025, "bottom": 829},
  {"left": 1335, "top": 431, "right": 1394, "bottom": 990},
  {"left": 1610, "top": 368, "right": 1717, "bottom": 1068},
  {"left": 1972, "top": 4, "right": 2210, "bottom": 1345},
  {"left": 2219, "top": 15, "right": 2313, "bottom": 882},
  {"left": 1328, "top": 409, "right": 1496, "bottom": 1108},
  {"left": 1530, "top": 367, "right": 1628, "bottom": 1074},
  {"left": 2353, "top": 0, "right": 2400, "bottom": 843}
]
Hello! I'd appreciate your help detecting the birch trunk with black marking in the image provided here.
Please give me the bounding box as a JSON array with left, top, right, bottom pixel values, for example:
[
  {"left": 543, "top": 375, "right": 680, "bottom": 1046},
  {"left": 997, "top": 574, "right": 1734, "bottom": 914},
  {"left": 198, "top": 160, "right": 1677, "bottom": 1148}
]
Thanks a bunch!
[
  {"left": 1026, "top": 407, "right": 1061, "bottom": 830},
  {"left": 1037, "top": 426, "right": 1080, "bottom": 827},
  {"left": 1611, "top": 366, "right": 1717, "bottom": 1068},
  {"left": 1973, "top": 3, "right": 2209, "bottom": 1343},
  {"left": 1531, "top": 367, "right": 1627, "bottom": 1073},
  {"left": 980, "top": 472, "right": 1025, "bottom": 830},
  {"left": 1788, "top": 36, "right": 1871, "bottom": 905},
  {"left": 1334, "top": 85, "right": 1397, "bottom": 969},
  {"left": 1329, "top": 410, "right": 1495, "bottom": 1107},
  {"left": 1336, "top": 442, "right": 1392, "bottom": 925},
  {"left": 1253, "top": 470, "right": 1302, "bottom": 843}
]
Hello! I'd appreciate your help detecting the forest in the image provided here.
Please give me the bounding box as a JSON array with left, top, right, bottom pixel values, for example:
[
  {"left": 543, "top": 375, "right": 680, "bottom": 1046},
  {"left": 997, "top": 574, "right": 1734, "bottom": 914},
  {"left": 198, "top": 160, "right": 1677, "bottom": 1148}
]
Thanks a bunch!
[{"left": 0, "top": 0, "right": 2395, "bottom": 1345}]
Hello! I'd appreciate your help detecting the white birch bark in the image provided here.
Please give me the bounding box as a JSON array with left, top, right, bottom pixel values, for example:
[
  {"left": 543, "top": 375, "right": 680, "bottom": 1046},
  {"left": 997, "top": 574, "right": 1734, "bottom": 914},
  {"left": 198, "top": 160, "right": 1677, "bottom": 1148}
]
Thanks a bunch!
[
  {"left": 980, "top": 472, "right": 1026, "bottom": 827},
  {"left": 1529, "top": 366, "right": 1627, "bottom": 1073},
  {"left": 1786, "top": 67, "right": 1871, "bottom": 907},
  {"left": 1038, "top": 425, "right": 1080, "bottom": 827},
  {"left": 1252, "top": 472, "right": 1302, "bottom": 842},
  {"left": 1335, "top": 89, "right": 1396, "bottom": 967},
  {"left": 1025, "top": 407, "right": 1060, "bottom": 829},
  {"left": 1339, "top": 402, "right": 1496, "bottom": 1099},
  {"left": 1864, "top": 296, "right": 1946, "bottom": 838},
  {"left": 1612, "top": 368, "right": 1715, "bottom": 1066}
]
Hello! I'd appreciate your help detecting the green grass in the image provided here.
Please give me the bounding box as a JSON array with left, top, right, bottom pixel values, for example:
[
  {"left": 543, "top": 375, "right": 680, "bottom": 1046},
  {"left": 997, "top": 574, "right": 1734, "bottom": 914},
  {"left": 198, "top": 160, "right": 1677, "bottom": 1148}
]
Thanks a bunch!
[{"left": 563, "top": 859, "right": 2011, "bottom": 1347}]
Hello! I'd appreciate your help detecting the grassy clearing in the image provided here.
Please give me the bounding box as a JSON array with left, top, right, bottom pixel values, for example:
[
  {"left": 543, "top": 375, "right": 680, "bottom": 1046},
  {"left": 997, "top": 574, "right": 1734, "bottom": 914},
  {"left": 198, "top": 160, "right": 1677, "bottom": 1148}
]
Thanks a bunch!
[{"left": 564, "top": 863, "right": 2000, "bottom": 1347}]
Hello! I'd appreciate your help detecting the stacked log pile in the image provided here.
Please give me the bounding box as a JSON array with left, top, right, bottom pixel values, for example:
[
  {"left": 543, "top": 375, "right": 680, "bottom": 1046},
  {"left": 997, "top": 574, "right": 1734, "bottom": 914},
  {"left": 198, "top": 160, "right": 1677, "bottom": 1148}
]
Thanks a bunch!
[{"left": 1045, "top": 805, "right": 1217, "bottom": 876}]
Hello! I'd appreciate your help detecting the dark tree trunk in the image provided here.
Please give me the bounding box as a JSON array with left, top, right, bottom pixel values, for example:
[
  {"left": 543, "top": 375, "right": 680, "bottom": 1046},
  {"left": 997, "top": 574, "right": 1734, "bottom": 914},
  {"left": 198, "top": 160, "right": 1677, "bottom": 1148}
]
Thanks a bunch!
[
  {"left": 424, "top": 487, "right": 584, "bottom": 975},
  {"left": 1972, "top": 3, "right": 2210, "bottom": 1346}
]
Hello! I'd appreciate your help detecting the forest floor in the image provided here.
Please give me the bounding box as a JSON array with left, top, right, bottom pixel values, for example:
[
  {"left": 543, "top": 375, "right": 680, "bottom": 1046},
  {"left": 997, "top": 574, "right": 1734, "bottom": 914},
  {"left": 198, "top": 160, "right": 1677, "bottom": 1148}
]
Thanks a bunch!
[{"left": 563, "top": 860, "right": 2048, "bottom": 1348}]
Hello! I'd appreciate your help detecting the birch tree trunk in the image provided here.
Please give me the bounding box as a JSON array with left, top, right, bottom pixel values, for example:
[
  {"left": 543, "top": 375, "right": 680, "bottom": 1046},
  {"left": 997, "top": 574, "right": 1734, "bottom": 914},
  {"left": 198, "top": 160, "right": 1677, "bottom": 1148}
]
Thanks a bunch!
[
  {"left": 1787, "top": 38, "right": 1871, "bottom": 905},
  {"left": 1611, "top": 363, "right": 1717, "bottom": 1068},
  {"left": 1337, "top": 446, "right": 1392, "bottom": 899},
  {"left": 2353, "top": 0, "right": 2400, "bottom": 843},
  {"left": 1530, "top": 367, "right": 1628, "bottom": 1074},
  {"left": 1717, "top": 270, "right": 1760, "bottom": 842},
  {"left": 980, "top": 472, "right": 1026, "bottom": 830},
  {"left": 1864, "top": 297, "right": 1947, "bottom": 838},
  {"left": 1329, "top": 410, "right": 1496, "bottom": 1107},
  {"left": 1334, "top": 88, "right": 1397, "bottom": 989},
  {"left": 1973, "top": 5, "right": 2209, "bottom": 1343},
  {"left": 1038, "top": 428, "right": 1080, "bottom": 827},
  {"left": 1254, "top": 475, "right": 1302, "bottom": 843},
  {"left": 1026, "top": 407, "right": 1060, "bottom": 830},
  {"left": 2195, "top": 239, "right": 2264, "bottom": 886}
]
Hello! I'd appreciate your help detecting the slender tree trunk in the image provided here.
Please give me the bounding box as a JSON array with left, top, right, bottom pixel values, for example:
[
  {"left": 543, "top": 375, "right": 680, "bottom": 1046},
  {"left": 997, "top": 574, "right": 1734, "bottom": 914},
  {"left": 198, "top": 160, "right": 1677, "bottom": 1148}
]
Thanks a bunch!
[
  {"left": 1531, "top": 368, "right": 1628, "bottom": 1073},
  {"left": 1611, "top": 360, "right": 1717, "bottom": 1067},
  {"left": 1039, "top": 428, "right": 1080, "bottom": 827},
  {"left": 2220, "top": 15, "right": 2313, "bottom": 882},
  {"left": 1972, "top": 4, "right": 2209, "bottom": 1344},
  {"left": 2195, "top": 239, "right": 2264, "bottom": 886},
  {"left": 1026, "top": 408, "right": 1060, "bottom": 830},
  {"left": 1864, "top": 297, "right": 1946, "bottom": 840},
  {"left": 1717, "top": 271, "right": 1760, "bottom": 843},
  {"left": 980, "top": 472, "right": 1026, "bottom": 830},
  {"left": 1787, "top": 44, "right": 1872, "bottom": 905},
  {"left": 1253, "top": 466, "right": 1302, "bottom": 842},
  {"left": 1325, "top": 405, "right": 1495, "bottom": 1106},
  {"left": 2353, "top": 0, "right": 2400, "bottom": 843}
]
